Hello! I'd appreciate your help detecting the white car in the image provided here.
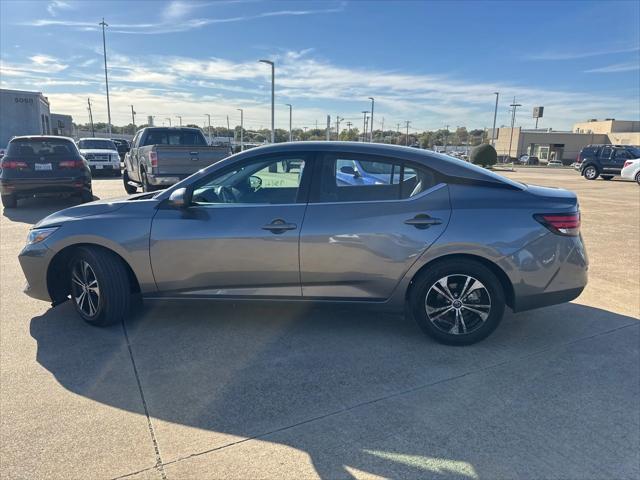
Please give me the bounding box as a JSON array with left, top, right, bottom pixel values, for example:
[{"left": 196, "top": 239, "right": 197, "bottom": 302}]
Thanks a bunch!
[
  {"left": 77, "top": 138, "right": 121, "bottom": 176},
  {"left": 621, "top": 159, "right": 640, "bottom": 185}
]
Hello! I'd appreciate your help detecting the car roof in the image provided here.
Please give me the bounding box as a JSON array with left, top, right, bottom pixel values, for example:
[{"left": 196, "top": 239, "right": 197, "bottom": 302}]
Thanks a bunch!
[
  {"left": 78, "top": 137, "right": 116, "bottom": 141},
  {"left": 10, "top": 135, "right": 75, "bottom": 142}
]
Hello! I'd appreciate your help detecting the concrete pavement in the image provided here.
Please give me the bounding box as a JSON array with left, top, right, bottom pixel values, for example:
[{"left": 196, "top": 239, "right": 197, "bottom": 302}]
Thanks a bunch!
[{"left": 1, "top": 171, "right": 638, "bottom": 479}]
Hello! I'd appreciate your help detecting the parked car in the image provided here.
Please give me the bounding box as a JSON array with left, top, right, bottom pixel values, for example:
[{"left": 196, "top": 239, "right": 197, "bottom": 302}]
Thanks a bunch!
[
  {"left": 111, "top": 138, "right": 130, "bottom": 161},
  {"left": 575, "top": 144, "right": 640, "bottom": 180},
  {"left": 519, "top": 155, "right": 539, "bottom": 166},
  {"left": 1, "top": 136, "right": 92, "bottom": 208},
  {"left": 547, "top": 160, "right": 563, "bottom": 167},
  {"left": 77, "top": 138, "right": 121, "bottom": 177},
  {"left": 621, "top": 159, "right": 640, "bottom": 185},
  {"left": 18, "top": 142, "right": 588, "bottom": 345},
  {"left": 123, "top": 127, "right": 231, "bottom": 193}
]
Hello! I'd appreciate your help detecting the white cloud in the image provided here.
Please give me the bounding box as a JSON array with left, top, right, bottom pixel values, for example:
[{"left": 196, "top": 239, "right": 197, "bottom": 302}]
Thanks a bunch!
[
  {"left": 527, "top": 45, "right": 640, "bottom": 61},
  {"left": 585, "top": 61, "right": 640, "bottom": 73},
  {"left": 47, "top": 0, "right": 72, "bottom": 17}
]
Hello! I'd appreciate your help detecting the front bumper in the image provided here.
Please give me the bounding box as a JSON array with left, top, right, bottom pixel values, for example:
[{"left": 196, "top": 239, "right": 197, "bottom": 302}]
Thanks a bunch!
[
  {"left": 1, "top": 177, "right": 89, "bottom": 197},
  {"left": 19, "top": 241, "right": 54, "bottom": 302}
]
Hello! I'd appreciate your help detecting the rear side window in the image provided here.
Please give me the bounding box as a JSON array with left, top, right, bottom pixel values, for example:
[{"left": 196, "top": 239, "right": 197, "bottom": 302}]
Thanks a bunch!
[
  {"left": 581, "top": 147, "right": 598, "bottom": 156},
  {"left": 316, "top": 154, "right": 438, "bottom": 203},
  {"left": 600, "top": 147, "right": 612, "bottom": 159},
  {"left": 7, "top": 139, "right": 79, "bottom": 158}
]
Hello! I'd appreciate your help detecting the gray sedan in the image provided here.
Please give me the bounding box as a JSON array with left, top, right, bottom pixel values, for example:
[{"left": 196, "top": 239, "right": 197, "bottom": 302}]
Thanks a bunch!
[{"left": 18, "top": 142, "right": 588, "bottom": 345}]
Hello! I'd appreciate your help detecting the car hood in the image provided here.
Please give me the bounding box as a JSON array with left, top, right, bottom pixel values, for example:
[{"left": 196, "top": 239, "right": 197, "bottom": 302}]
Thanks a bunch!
[
  {"left": 79, "top": 149, "right": 118, "bottom": 155},
  {"left": 34, "top": 192, "right": 154, "bottom": 228}
]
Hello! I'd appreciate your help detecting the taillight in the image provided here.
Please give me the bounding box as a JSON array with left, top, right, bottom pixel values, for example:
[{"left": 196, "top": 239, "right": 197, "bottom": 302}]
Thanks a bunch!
[
  {"left": 149, "top": 151, "right": 158, "bottom": 168},
  {"left": 1, "top": 160, "right": 28, "bottom": 169},
  {"left": 575, "top": 154, "right": 582, "bottom": 164},
  {"left": 534, "top": 212, "right": 580, "bottom": 236},
  {"left": 59, "top": 160, "right": 84, "bottom": 168},
  {"left": 623, "top": 160, "right": 634, "bottom": 169}
]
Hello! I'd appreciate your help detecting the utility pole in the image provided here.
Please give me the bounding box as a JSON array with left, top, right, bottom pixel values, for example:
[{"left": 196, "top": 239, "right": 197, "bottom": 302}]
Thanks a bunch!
[
  {"left": 259, "top": 59, "right": 275, "bottom": 143},
  {"left": 205, "top": 114, "right": 211, "bottom": 144},
  {"left": 491, "top": 92, "right": 499, "bottom": 146},
  {"left": 87, "top": 98, "right": 95, "bottom": 137},
  {"left": 361, "top": 111, "right": 368, "bottom": 142},
  {"left": 99, "top": 18, "right": 112, "bottom": 136},
  {"left": 368, "top": 97, "right": 375, "bottom": 142},
  {"left": 405, "top": 121, "right": 411, "bottom": 146},
  {"left": 129, "top": 105, "right": 136, "bottom": 131},
  {"left": 346, "top": 121, "right": 352, "bottom": 134},
  {"left": 508, "top": 97, "right": 522, "bottom": 161},
  {"left": 326, "top": 115, "right": 331, "bottom": 141},
  {"left": 237, "top": 109, "right": 244, "bottom": 151},
  {"left": 176, "top": 115, "right": 182, "bottom": 127},
  {"left": 285, "top": 104, "right": 292, "bottom": 141},
  {"left": 165, "top": 117, "right": 171, "bottom": 126}
]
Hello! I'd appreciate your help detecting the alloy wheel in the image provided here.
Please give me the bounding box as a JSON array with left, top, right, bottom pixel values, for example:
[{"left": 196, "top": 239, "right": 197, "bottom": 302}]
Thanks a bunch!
[
  {"left": 425, "top": 274, "right": 491, "bottom": 335},
  {"left": 71, "top": 260, "right": 101, "bottom": 317},
  {"left": 584, "top": 166, "right": 597, "bottom": 179}
]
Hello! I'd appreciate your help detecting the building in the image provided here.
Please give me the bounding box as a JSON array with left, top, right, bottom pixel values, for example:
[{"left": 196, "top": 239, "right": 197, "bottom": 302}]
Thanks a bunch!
[
  {"left": 0, "top": 88, "right": 74, "bottom": 147},
  {"left": 493, "top": 118, "right": 640, "bottom": 164},
  {"left": 50, "top": 113, "right": 74, "bottom": 137}
]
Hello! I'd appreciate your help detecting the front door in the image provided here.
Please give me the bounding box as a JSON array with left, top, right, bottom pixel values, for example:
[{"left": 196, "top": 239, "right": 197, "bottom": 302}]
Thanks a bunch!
[
  {"left": 299, "top": 153, "right": 451, "bottom": 300},
  {"left": 149, "top": 153, "right": 311, "bottom": 297}
]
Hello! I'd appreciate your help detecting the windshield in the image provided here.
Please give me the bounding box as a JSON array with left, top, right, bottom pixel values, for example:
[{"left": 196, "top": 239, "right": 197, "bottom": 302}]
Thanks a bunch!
[{"left": 78, "top": 139, "right": 117, "bottom": 150}]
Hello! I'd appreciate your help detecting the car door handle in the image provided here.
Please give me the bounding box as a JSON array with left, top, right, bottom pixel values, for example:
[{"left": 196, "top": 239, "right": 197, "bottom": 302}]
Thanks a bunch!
[
  {"left": 404, "top": 214, "right": 442, "bottom": 229},
  {"left": 262, "top": 219, "right": 297, "bottom": 233}
]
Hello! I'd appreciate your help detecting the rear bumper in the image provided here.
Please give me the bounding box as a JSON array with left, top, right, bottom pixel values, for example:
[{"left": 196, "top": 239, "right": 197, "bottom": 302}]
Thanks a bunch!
[{"left": 1, "top": 176, "right": 90, "bottom": 197}]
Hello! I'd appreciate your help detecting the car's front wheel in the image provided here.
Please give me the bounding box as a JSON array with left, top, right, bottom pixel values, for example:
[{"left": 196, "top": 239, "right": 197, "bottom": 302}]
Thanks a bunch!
[
  {"left": 636, "top": 172, "right": 640, "bottom": 186},
  {"left": 583, "top": 165, "right": 599, "bottom": 180},
  {"left": 70, "top": 247, "right": 131, "bottom": 326},
  {"left": 122, "top": 169, "right": 138, "bottom": 194},
  {"left": 410, "top": 260, "right": 505, "bottom": 345}
]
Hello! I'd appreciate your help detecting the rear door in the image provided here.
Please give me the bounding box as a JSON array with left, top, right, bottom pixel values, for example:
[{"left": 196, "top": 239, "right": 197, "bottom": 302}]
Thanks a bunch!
[
  {"left": 612, "top": 148, "right": 633, "bottom": 172},
  {"left": 299, "top": 152, "right": 451, "bottom": 300},
  {"left": 598, "top": 146, "right": 615, "bottom": 172}
]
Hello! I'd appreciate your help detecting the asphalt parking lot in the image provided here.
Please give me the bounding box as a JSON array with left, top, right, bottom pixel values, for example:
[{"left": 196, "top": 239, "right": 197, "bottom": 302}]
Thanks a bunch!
[{"left": 1, "top": 168, "right": 638, "bottom": 480}]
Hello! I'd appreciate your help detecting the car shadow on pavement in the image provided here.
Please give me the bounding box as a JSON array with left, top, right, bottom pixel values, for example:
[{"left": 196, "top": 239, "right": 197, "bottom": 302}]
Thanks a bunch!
[
  {"left": 30, "top": 301, "right": 639, "bottom": 479},
  {"left": 2, "top": 195, "right": 99, "bottom": 225}
]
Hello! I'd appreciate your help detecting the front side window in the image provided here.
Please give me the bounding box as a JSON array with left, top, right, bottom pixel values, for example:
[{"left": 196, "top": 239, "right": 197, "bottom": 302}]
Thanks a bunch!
[
  {"left": 317, "top": 154, "right": 437, "bottom": 203},
  {"left": 192, "top": 155, "right": 307, "bottom": 205}
]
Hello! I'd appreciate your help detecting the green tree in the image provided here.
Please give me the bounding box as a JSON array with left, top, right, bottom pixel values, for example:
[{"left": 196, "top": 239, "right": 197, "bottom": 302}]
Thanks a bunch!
[{"left": 470, "top": 144, "right": 497, "bottom": 168}]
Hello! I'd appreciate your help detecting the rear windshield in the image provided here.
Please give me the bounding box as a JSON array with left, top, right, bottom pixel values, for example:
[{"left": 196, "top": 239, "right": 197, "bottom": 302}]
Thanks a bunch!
[
  {"left": 142, "top": 130, "right": 207, "bottom": 147},
  {"left": 78, "top": 139, "right": 117, "bottom": 150},
  {"left": 7, "top": 139, "right": 79, "bottom": 158}
]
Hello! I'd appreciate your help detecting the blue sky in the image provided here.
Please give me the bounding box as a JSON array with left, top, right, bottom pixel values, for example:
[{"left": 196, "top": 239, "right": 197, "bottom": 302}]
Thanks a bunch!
[{"left": 1, "top": 0, "right": 638, "bottom": 132}]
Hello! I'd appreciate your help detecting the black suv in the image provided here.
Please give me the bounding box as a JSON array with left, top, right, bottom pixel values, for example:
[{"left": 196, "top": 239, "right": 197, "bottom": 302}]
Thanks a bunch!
[
  {"left": 576, "top": 144, "right": 640, "bottom": 180},
  {"left": 0, "top": 136, "right": 92, "bottom": 208}
]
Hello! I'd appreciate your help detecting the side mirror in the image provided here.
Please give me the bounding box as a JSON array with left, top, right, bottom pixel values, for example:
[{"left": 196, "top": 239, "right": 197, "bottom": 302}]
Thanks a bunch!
[
  {"left": 340, "top": 165, "right": 359, "bottom": 177},
  {"left": 249, "top": 175, "right": 262, "bottom": 190},
  {"left": 168, "top": 187, "right": 191, "bottom": 208}
]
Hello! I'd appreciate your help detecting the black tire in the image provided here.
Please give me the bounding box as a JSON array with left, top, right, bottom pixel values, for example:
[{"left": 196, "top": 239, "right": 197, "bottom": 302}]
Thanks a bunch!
[
  {"left": 141, "top": 170, "right": 153, "bottom": 193},
  {"left": 410, "top": 259, "right": 506, "bottom": 345},
  {"left": 123, "top": 169, "right": 138, "bottom": 194},
  {"left": 583, "top": 165, "right": 599, "bottom": 180},
  {"left": 80, "top": 189, "right": 94, "bottom": 203},
  {"left": 69, "top": 247, "right": 131, "bottom": 327},
  {"left": 636, "top": 172, "right": 640, "bottom": 186},
  {"left": 601, "top": 175, "right": 613, "bottom": 181},
  {"left": 1, "top": 193, "right": 17, "bottom": 209}
]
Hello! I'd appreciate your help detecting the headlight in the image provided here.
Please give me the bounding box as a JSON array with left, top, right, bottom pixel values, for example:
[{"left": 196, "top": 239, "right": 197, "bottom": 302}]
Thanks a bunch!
[{"left": 26, "top": 227, "right": 58, "bottom": 245}]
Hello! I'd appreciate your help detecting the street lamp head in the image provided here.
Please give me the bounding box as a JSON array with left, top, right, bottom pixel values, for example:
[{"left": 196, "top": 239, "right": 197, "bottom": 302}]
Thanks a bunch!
[
  {"left": 369, "top": 97, "right": 374, "bottom": 101},
  {"left": 259, "top": 59, "right": 274, "bottom": 66}
]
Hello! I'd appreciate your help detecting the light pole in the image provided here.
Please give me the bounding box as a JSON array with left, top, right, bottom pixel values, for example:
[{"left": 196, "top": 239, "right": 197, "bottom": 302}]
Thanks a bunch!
[
  {"left": 508, "top": 97, "right": 522, "bottom": 161},
  {"left": 405, "top": 121, "right": 411, "bottom": 146},
  {"left": 491, "top": 92, "right": 499, "bottom": 146},
  {"left": 361, "top": 111, "right": 368, "bottom": 142},
  {"left": 237, "top": 109, "right": 244, "bottom": 150},
  {"left": 129, "top": 105, "right": 136, "bottom": 131},
  {"left": 259, "top": 59, "right": 275, "bottom": 143},
  {"left": 99, "top": 18, "right": 112, "bottom": 136},
  {"left": 205, "top": 114, "right": 211, "bottom": 144},
  {"left": 368, "top": 97, "right": 375, "bottom": 142},
  {"left": 176, "top": 115, "right": 182, "bottom": 126},
  {"left": 285, "top": 104, "right": 292, "bottom": 142},
  {"left": 165, "top": 117, "right": 171, "bottom": 127},
  {"left": 335, "top": 116, "right": 343, "bottom": 139},
  {"left": 444, "top": 124, "right": 449, "bottom": 151}
]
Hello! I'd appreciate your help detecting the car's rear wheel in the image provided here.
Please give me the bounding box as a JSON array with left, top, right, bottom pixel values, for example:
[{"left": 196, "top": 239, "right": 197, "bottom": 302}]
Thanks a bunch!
[
  {"left": 1, "top": 193, "right": 17, "bottom": 209},
  {"left": 601, "top": 175, "right": 613, "bottom": 180},
  {"left": 636, "top": 172, "right": 640, "bottom": 186},
  {"left": 410, "top": 260, "right": 505, "bottom": 345},
  {"left": 123, "top": 169, "right": 138, "bottom": 194},
  {"left": 79, "top": 189, "right": 93, "bottom": 203},
  {"left": 70, "top": 247, "right": 130, "bottom": 326},
  {"left": 583, "top": 165, "right": 599, "bottom": 180}
]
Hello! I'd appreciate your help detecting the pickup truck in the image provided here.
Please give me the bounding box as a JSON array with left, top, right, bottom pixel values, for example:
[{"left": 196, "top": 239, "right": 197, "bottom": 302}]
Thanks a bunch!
[{"left": 122, "top": 127, "right": 231, "bottom": 193}]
